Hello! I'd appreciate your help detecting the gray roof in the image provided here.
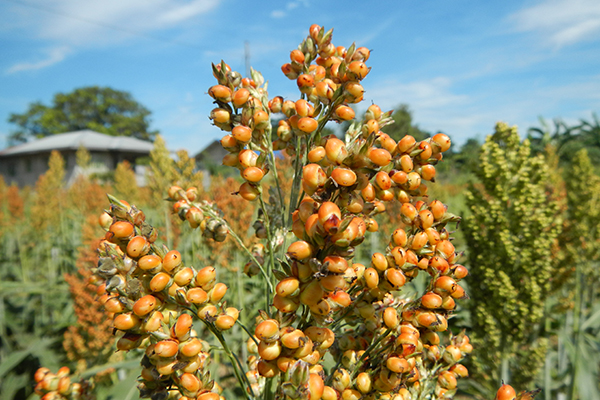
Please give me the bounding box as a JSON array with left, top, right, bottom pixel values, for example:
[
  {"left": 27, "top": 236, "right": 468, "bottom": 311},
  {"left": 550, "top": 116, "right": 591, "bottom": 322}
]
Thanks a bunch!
[{"left": 0, "top": 130, "right": 154, "bottom": 157}]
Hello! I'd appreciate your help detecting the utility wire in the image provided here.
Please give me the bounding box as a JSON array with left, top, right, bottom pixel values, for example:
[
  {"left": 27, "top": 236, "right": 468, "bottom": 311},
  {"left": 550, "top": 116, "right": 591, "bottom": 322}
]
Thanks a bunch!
[{"left": 1, "top": 0, "right": 206, "bottom": 50}]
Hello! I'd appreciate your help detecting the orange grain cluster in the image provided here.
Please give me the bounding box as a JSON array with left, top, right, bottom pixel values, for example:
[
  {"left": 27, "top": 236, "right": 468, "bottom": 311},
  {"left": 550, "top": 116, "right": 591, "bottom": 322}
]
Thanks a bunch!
[
  {"left": 224, "top": 25, "right": 472, "bottom": 400},
  {"left": 92, "top": 199, "right": 230, "bottom": 400},
  {"left": 33, "top": 366, "right": 94, "bottom": 400}
]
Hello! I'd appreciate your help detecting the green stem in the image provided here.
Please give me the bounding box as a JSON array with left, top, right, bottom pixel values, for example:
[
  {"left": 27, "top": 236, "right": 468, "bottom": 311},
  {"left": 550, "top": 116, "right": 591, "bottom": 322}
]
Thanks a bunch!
[
  {"left": 236, "top": 254, "right": 249, "bottom": 362},
  {"left": 258, "top": 196, "right": 276, "bottom": 313},
  {"left": 351, "top": 329, "right": 393, "bottom": 379},
  {"left": 205, "top": 322, "right": 254, "bottom": 400},
  {"left": 201, "top": 206, "right": 273, "bottom": 293},
  {"left": 238, "top": 320, "right": 260, "bottom": 347},
  {"left": 268, "top": 149, "right": 285, "bottom": 213},
  {"left": 500, "top": 354, "right": 510, "bottom": 386},
  {"left": 164, "top": 206, "right": 173, "bottom": 250},
  {"left": 544, "top": 301, "right": 552, "bottom": 400},
  {"left": 263, "top": 375, "right": 274, "bottom": 400},
  {"left": 286, "top": 136, "right": 304, "bottom": 228},
  {"left": 568, "top": 264, "right": 583, "bottom": 400},
  {"left": 16, "top": 228, "right": 29, "bottom": 283}
]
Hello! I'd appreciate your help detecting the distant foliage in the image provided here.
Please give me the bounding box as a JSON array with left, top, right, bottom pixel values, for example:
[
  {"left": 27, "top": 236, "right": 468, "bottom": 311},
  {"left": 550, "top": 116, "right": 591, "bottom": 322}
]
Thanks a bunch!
[
  {"left": 8, "top": 86, "right": 157, "bottom": 143},
  {"left": 113, "top": 161, "right": 140, "bottom": 204},
  {"left": 463, "top": 122, "right": 559, "bottom": 394},
  {"left": 385, "top": 104, "right": 429, "bottom": 142},
  {"left": 527, "top": 113, "right": 600, "bottom": 166}
]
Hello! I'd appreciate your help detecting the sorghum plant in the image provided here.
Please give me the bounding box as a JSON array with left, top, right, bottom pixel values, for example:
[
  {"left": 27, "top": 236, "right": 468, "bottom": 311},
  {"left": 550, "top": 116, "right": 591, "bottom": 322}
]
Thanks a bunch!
[
  {"left": 114, "top": 161, "right": 141, "bottom": 204},
  {"left": 34, "top": 25, "right": 541, "bottom": 400},
  {"left": 62, "top": 221, "right": 115, "bottom": 373},
  {"left": 463, "top": 123, "right": 558, "bottom": 394},
  {"left": 555, "top": 149, "right": 600, "bottom": 400}
]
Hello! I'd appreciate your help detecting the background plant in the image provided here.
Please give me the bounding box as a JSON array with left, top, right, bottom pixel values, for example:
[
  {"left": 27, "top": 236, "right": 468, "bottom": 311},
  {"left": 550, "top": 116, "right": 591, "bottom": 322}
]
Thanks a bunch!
[{"left": 463, "top": 123, "right": 559, "bottom": 396}]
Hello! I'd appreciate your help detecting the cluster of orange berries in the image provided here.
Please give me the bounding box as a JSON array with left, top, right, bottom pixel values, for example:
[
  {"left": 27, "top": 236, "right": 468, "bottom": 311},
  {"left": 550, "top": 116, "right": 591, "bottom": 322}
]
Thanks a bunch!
[
  {"left": 274, "top": 24, "right": 373, "bottom": 149},
  {"left": 280, "top": 24, "right": 371, "bottom": 107},
  {"left": 167, "top": 186, "right": 228, "bottom": 241},
  {"left": 138, "top": 314, "right": 220, "bottom": 400},
  {"left": 206, "top": 25, "right": 378, "bottom": 204},
  {"left": 33, "top": 367, "right": 92, "bottom": 400},
  {"left": 244, "top": 318, "right": 335, "bottom": 397},
  {"left": 207, "top": 59, "right": 274, "bottom": 202},
  {"left": 268, "top": 185, "right": 471, "bottom": 398},
  {"left": 94, "top": 198, "right": 234, "bottom": 399},
  {"left": 31, "top": 23, "right": 548, "bottom": 400},
  {"left": 300, "top": 124, "right": 449, "bottom": 201},
  {"left": 212, "top": 25, "right": 472, "bottom": 399}
]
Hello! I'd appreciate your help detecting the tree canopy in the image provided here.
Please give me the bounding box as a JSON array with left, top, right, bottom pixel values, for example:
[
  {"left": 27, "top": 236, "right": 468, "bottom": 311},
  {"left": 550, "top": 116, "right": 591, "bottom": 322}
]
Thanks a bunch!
[
  {"left": 385, "top": 104, "right": 429, "bottom": 142},
  {"left": 8, "top": 86, "right": 158, "bottom": 143}
]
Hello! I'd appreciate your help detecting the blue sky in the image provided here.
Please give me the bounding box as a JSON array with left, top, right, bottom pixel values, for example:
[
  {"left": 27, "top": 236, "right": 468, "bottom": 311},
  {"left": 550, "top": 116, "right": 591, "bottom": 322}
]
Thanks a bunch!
[{"left": 1, "top": 0, "right": 599, "bottom": 154}]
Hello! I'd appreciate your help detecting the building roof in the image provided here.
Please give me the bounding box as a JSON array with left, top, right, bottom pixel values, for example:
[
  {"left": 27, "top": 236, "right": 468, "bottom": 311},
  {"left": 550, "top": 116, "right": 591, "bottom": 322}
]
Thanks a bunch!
[{"left": 0, "top": 130, "right": 154, "bottom": 157}]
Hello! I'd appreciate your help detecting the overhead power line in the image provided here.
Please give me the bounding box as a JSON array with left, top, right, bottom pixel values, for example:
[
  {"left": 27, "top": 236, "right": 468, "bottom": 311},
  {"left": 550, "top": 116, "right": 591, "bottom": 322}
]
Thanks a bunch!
[{"left": 2, "top": 0, "right": 206, "bottom": 50}]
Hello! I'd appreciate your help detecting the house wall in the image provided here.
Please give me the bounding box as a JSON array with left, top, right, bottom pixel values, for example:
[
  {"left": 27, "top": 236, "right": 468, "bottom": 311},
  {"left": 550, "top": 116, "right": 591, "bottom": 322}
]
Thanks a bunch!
[
  {"left": 196, "top": 141, "right": 228, "bottom": 169},
  {"left": 0, "top": 153, "right": 64, "bottom": 187},
  {"left": 0, "top": 150, "right": 148, "bottom": 187}
]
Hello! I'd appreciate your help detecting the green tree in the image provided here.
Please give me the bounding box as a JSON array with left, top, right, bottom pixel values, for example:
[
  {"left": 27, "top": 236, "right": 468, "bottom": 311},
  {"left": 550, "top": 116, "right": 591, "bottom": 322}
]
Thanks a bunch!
[
  {"left": 384, "top": 104, "right": 429, "bottom": 142},
  {"left": 463, "top": 122, "right": 559, "bottom": 395},
  {"left": 449, "top": 138, "right": 481, "bottom": 172},
  {"left": 8, "top": 86, "right": 157, "bottom": 143}
]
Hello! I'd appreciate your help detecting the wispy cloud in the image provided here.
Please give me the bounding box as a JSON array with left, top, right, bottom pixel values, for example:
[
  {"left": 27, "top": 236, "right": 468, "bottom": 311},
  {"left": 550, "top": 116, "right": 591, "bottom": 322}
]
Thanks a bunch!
[
  {"left": 269, "top": 1, "right": 309, "bottom": 19},
  {"left": 9, "top": 0, "right": 220, "bottom": 47},
  {"left": 158, "top": 0, "right": 218, "bottom": 24},
  {"left": 6, "top": 46, "right": 70, "bottom": 74},
  {"left": 270, "top": 10, "right": 286, "bottom": 19},
  {"left": 356, "top": 16, "right": 398, "bottom": 46},
  {"left": 510, "top": 0, "right": 600, "bottom": 48},
  {"left": 366, "top": 76, "right": 468, "bottom": 110},
  {"left": 359, "top": 76, "right": 481, "bottom": 142}
]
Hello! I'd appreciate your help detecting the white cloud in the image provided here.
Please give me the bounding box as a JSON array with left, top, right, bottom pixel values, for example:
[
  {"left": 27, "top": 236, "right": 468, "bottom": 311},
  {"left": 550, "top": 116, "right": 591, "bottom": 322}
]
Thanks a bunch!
[
  {"left": 358, "top": 76, "right": 483, "bottom": 144},
  {"left": 158, "top": 106, "right": 217, "bottom": 154},
  {"left": 6, "top": 46, "right": 70, "bottom": 74},
  {"left": 366, "top": 77, "right": 468, "bottom": 111},
  {"left": 356, "top": 16, "right": 397, "bottom": 46},
  {"left": 13, "top": 0, "right": 220, "bottom": 47},
  {"left": 158, "top": 1, "right": 218, "bottom": 24},
  {"left": 269, "top": 1, "right": 308, "bottom": 19},
  {"left": 510, "top": 0, "right": 600, "bottom": 47}
]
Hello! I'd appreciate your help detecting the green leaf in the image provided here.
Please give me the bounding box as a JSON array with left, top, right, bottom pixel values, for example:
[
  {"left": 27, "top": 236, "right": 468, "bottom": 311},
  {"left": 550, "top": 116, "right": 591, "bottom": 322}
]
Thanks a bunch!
[
  {"left": 104, "top": 367, "right": 141, "bottom": 400},
  {"left": 79, "top": 359, "right": 140, "bottom": 379},
  {"left": 0, "top": 337, "right": 55, "bottom": 379},
  {"left": 581, "top": 308, "right": 600, "bottom": 331},
  {"left": 0, "top": 282, "right": 69, "bottom": 295},
  {"left": 1, "top": 371, "right": 30, "bottom": 400}
]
